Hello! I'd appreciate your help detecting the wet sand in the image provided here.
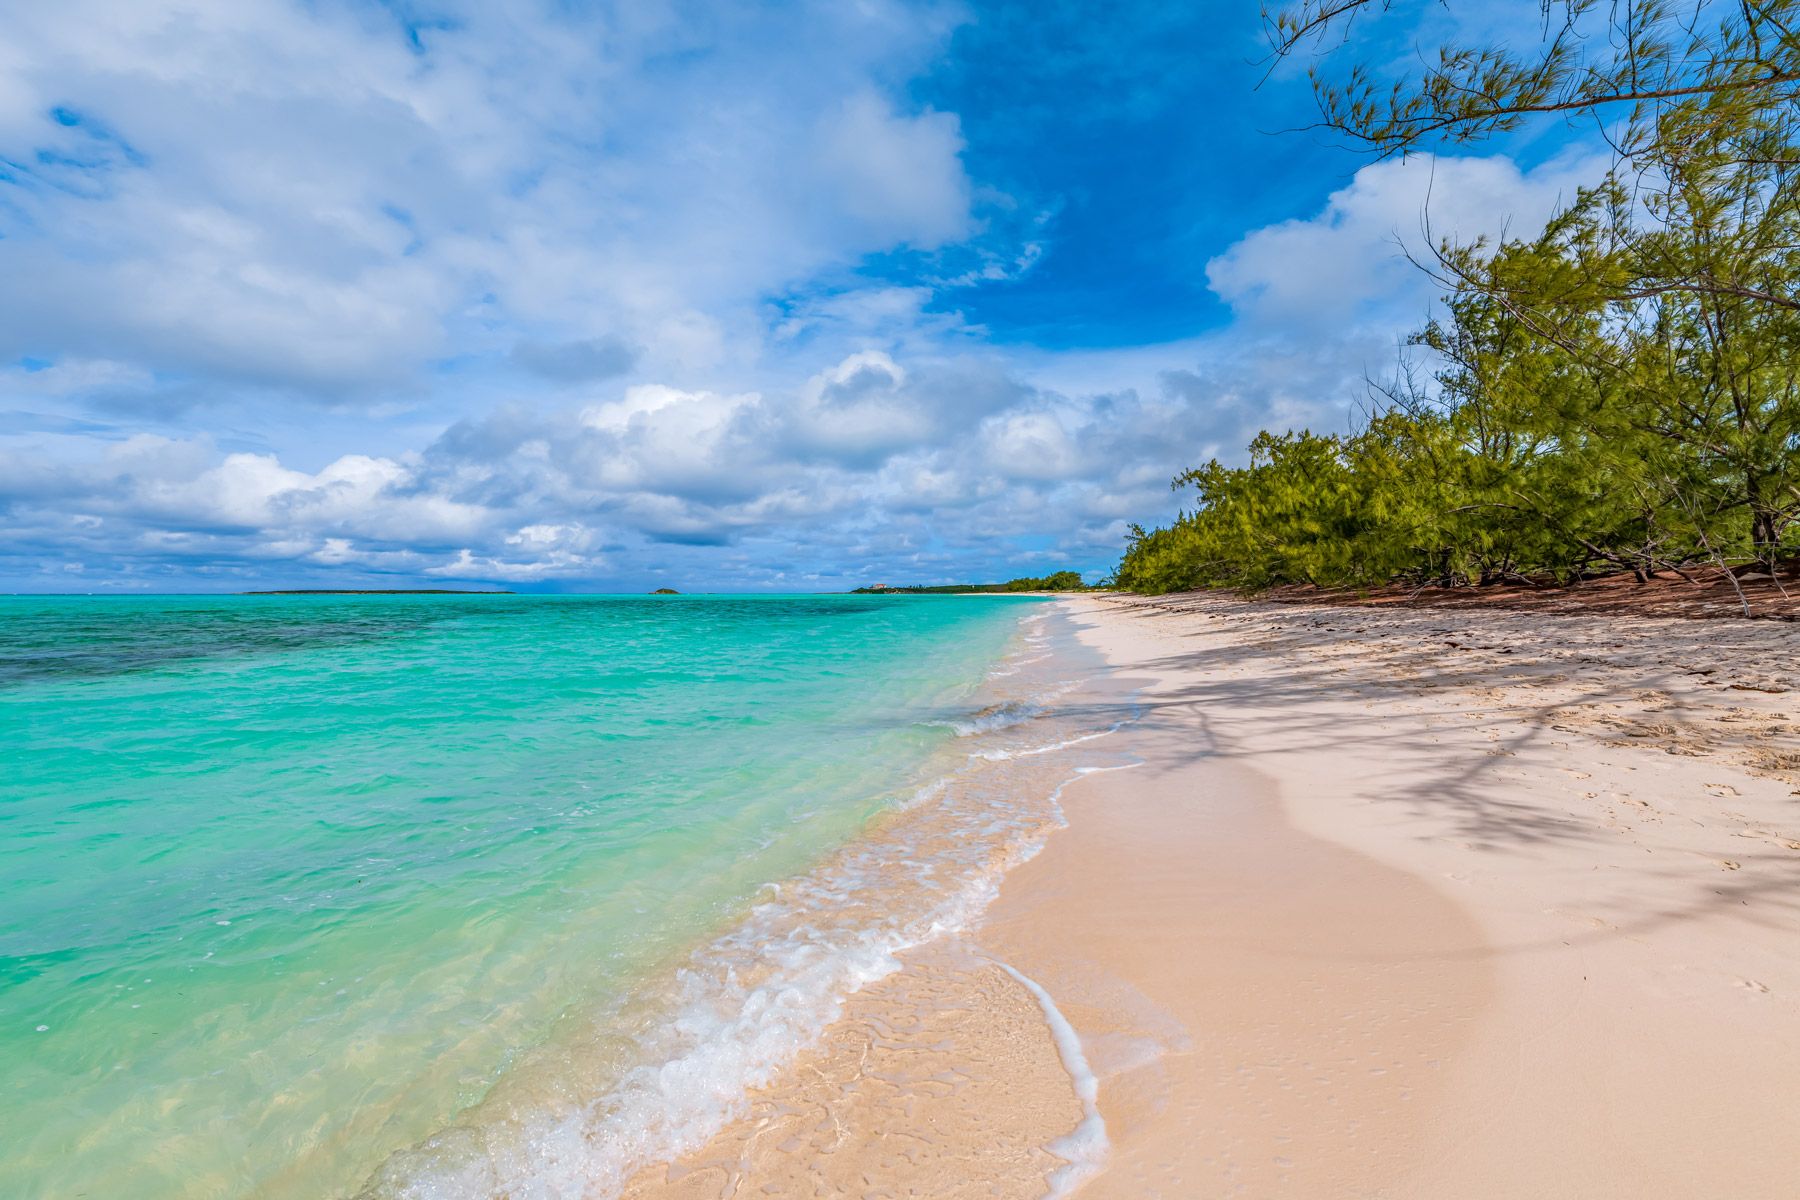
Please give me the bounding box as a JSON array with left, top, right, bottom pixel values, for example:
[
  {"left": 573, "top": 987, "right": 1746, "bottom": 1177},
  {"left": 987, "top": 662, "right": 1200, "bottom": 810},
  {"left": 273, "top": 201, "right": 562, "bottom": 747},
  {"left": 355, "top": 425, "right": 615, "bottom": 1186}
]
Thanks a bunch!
[
  {"left": 980, "top": 758, "right": 1491, "bottom": 1198},
  {"left": 627, "top": 592, "right": 1800, "bottom": 1198}
]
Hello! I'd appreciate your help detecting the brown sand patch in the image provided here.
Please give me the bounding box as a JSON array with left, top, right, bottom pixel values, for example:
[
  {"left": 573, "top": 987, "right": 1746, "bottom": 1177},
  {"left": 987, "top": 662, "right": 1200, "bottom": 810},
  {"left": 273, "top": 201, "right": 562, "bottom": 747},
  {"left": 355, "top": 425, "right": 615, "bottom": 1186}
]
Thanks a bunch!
[{"left": 1254, "top": 559, "right": 1800, "bottom": 622}]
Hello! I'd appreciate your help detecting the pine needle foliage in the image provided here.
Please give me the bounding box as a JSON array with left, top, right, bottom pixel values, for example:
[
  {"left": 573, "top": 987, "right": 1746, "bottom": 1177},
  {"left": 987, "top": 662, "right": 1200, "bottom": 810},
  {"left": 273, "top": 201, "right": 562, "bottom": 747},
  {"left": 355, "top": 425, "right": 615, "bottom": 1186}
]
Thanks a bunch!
[
  {"left": 1119, "top": 163, "right": 1800, "bottom": 593},
  {"left": 1117, "top": 1, "right": 1800, "bottom": 595}
]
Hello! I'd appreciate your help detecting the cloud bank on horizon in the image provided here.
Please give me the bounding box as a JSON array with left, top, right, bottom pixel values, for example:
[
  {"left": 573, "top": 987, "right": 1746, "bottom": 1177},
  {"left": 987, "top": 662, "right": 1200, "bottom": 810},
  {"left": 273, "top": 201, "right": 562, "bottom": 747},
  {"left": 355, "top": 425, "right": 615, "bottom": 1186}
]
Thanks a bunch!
[{"left": 0, "top": 0, "right": 1608, "bottom": 591}]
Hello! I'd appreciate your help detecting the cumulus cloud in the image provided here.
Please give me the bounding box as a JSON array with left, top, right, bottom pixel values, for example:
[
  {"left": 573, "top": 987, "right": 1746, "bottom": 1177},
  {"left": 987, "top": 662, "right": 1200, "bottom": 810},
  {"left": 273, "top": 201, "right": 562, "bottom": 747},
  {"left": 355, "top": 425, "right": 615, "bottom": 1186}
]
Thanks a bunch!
[
  {"left": 0, "top": 346, "right": 1240, "bottom": 587},
  {"left": 0, "top": 0, "right": 980, "bottom": 399},
  {"left": 1206, "top": 149, "right": 1610, "bottom": 329},
  {"left": 815, "top": 92, "right": 972, "bottom": 249}
]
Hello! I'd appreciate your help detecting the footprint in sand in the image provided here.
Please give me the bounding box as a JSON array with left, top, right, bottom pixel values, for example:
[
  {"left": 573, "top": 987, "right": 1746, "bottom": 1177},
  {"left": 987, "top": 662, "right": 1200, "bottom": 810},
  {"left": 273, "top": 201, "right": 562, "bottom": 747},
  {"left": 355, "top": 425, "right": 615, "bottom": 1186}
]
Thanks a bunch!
[
  {"left": 1735, "top": 978, "right": 1771, "bottom": 995},
  {"left": 1547, "top": 908, "right": 1615, "bottom": 932}
]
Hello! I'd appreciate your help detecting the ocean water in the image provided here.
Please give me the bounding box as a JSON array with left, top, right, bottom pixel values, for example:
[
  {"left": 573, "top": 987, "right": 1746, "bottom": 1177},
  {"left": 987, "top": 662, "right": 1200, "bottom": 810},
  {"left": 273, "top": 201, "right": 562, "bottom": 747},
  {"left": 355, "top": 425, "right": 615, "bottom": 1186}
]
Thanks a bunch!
[{"left": 0, "top": 593, "right": 1072, "bottom": 1200}]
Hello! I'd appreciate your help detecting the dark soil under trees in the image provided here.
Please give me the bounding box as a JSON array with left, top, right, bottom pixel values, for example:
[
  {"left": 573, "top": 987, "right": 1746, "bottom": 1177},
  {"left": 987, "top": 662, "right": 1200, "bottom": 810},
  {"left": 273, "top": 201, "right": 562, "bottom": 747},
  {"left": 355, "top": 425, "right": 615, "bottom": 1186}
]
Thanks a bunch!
[{"left": 1249, "top": 561, "right": 1800, "bottom": 622}]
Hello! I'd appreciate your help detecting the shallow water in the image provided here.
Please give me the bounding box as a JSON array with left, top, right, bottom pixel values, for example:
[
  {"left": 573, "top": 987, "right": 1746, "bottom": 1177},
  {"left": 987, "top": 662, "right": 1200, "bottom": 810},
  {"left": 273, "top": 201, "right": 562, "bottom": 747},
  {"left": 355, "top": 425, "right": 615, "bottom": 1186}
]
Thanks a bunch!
[{"left": 1, "top": 593, "right": 1047, "bottom": 1200}]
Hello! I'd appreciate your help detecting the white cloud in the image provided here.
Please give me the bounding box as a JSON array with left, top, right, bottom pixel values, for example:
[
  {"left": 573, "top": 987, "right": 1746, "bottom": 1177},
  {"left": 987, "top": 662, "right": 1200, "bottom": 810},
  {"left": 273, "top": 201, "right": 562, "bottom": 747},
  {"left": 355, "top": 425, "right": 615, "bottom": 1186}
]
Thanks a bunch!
[
  {"left": 0, "top": 0, "right": 980, "bottom": 397},
  {"left": 1206, "top": 150, "right": 1610, "bottom": 328},
  {"left": 782, "top": 351, "right": 934, "bottom": 464},
  {"left": 0, "top": 345, "right": 1235, "bottom": 585},
  {"left": 815, "top": 92, "right": 972, "bottom": 248},
  {"left": 0, "top": 357, "right": 153, "bottom": 398}
]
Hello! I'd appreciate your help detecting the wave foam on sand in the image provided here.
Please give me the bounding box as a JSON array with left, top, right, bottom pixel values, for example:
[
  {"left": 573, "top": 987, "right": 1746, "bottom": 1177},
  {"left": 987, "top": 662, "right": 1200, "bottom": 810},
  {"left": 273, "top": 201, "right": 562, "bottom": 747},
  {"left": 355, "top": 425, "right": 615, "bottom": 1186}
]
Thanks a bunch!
[{"left": 363, "top": 605, "right": 1133, "bottom": 1200}]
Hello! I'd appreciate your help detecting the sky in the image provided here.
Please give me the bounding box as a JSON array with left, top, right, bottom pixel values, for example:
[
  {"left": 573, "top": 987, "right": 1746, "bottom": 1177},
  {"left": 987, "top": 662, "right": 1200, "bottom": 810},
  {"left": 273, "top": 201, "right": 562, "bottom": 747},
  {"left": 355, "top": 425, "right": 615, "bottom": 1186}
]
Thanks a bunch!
[{"left": 0, "top": 0, "right": 1611, "bottom": 592}]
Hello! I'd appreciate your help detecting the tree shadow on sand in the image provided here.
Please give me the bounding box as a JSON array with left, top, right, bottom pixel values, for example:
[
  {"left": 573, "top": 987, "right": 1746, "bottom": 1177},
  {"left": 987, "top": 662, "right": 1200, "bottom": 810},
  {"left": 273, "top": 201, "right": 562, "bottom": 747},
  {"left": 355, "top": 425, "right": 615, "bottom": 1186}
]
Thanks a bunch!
[{"left": 1039, "top": 595, "right": 1800, "bottom": 960}]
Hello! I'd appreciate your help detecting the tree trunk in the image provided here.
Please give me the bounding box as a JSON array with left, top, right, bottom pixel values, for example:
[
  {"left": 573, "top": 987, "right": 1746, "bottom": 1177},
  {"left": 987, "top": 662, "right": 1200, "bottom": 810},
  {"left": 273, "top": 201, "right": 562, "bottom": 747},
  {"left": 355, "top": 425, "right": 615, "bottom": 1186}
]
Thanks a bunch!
[{"left": 1747, "top": 473, "right": 1779, "bottom": 567}]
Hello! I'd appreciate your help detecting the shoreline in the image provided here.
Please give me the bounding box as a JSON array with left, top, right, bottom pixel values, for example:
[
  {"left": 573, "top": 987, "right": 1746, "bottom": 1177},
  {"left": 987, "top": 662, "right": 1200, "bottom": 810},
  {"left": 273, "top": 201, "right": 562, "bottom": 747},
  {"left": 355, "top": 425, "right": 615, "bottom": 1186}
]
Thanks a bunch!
[
  {"left": 613, "top": 604, "right": 1118, "bottom": 1199},
  {"left": 975, "top": 599, "right": 1495, "bottom": 1196},
  {"left": 622, "top": 591, "right": 1800, "bottom": 1197},
  {"left": 353, "top": 601, "right": 1098, "bottom": 1200}
]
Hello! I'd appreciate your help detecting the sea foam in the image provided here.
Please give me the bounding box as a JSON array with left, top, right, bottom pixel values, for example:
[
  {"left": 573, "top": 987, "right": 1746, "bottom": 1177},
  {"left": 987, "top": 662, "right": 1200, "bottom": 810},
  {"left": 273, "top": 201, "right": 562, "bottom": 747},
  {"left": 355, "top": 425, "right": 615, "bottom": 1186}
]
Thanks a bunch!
[{"left": 363, "top": 605, "right": 1136, "bottom": 1200}]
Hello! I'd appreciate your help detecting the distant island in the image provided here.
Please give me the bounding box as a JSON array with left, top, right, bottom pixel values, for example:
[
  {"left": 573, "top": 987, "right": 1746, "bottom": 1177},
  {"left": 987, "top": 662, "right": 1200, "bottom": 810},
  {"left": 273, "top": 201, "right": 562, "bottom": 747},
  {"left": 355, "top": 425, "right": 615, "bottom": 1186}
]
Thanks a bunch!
[
  {"left": 650, "top": 588, "right": 680, "bottom": 594},
  {"left": 852, "top": 571, "right": 1091, "bottom": 595},
  {"left": 239, "top": 589, "right": 516, "bottom": 596}
]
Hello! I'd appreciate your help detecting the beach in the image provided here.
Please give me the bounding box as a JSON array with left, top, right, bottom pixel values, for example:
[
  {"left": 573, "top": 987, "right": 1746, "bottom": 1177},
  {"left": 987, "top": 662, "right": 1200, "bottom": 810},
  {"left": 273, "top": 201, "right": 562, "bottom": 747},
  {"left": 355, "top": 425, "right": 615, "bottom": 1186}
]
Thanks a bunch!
[
  {"left": 627, "top": 591, "right": 1800, "bottom": 1197},
  {"left": 14, "top": 591, "right": 1799, "bottom": 1198}
]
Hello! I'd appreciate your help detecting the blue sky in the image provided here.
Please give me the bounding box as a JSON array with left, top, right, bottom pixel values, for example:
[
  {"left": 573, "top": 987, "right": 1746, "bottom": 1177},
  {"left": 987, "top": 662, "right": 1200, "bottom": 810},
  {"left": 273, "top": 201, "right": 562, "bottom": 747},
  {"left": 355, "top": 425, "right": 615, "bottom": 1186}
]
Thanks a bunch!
[{"left": 0, "top": 0, "right": 1608, "bottom": 591}]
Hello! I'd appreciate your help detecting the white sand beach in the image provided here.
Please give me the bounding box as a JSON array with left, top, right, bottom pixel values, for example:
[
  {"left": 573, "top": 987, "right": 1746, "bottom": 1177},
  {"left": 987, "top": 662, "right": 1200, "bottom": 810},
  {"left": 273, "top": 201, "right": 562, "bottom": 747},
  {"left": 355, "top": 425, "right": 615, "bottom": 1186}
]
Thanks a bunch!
[{"left": 626, "top": 593, "right": 1800, "bottom": 1197}]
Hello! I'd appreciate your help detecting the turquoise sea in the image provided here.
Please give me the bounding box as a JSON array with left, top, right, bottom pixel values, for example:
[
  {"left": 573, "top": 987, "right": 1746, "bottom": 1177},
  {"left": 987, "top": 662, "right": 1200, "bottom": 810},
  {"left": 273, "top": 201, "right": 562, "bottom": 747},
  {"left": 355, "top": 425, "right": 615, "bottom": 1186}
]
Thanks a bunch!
[{"left": 0, "top": 593, "right": 1055, "bottom": 1200}]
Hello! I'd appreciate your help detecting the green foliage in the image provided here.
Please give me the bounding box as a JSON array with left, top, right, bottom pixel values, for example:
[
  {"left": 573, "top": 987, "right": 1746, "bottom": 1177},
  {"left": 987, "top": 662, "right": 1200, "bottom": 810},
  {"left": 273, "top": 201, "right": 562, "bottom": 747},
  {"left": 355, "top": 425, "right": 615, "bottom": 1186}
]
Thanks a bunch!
[
  {"left": 1006, "top": 570, "right": 1087, "bottom": 591},
  {"left": 1118, "top": 146, "right": 1800, "bottom": 594},
  {"left": 1269, "top": 0, "right": 1800, "bottom": 174},
  {"left": 1120, "top": 1, "right": 1800, "bottom": 596}
]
